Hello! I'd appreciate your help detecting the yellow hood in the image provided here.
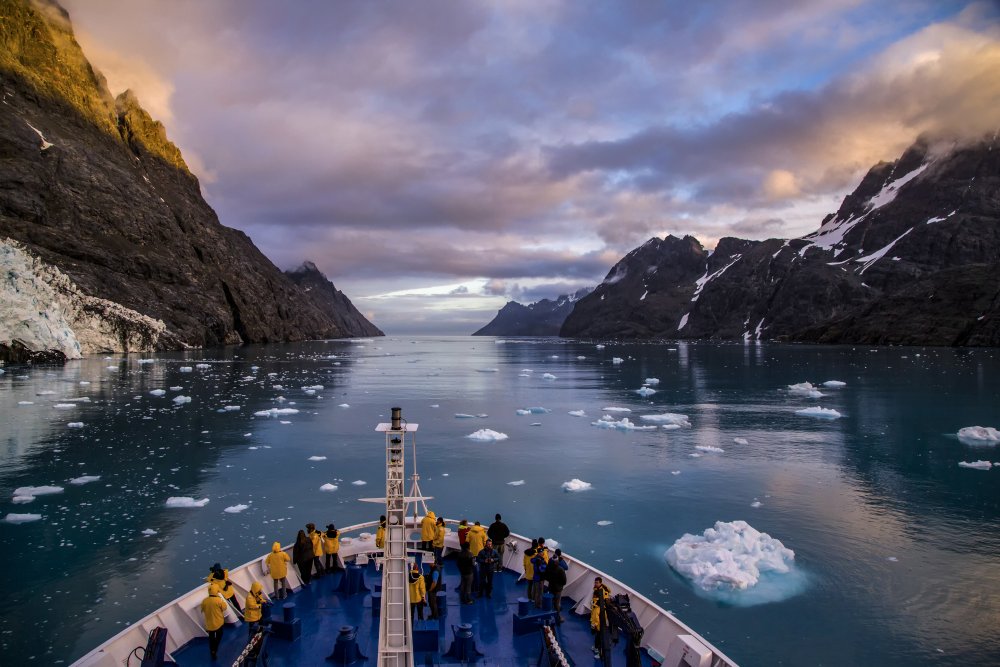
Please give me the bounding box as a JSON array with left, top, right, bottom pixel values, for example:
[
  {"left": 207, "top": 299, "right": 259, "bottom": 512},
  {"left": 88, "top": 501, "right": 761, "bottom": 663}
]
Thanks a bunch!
[
  {"left": 208, "top": 583, "right": 221, "bottom": 596},
  {"left": 426, "top": 511, "right": 435, "bottom": 519},
  {"left": 271, "top": 542, "right": 281, "bottom": 553},
  {"left": 250, "top": 581, "right": 263, "bottom": 594}
]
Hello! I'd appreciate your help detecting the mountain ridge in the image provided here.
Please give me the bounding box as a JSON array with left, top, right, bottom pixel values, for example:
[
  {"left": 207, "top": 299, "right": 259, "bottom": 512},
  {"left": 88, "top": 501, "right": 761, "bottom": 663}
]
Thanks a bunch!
[{"left": 473, "top": 288, "right": 590, "bottom": 336}]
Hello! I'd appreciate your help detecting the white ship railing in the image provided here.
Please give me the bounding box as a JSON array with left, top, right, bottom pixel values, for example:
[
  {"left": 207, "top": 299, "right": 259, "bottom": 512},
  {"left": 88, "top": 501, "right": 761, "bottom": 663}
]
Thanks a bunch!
[{"left": 71, "top": 518, "right": 738, "bottom": 667}]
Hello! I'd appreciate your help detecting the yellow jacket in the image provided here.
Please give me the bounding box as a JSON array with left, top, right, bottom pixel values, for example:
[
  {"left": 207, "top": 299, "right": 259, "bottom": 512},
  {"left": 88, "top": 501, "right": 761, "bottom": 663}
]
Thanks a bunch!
[
  {"left": 420, "top": 511, "right": 436, "bottom": 541},
  {"left": 265, "top": 543, "right": 290, "bottom": 579},
  {"left": 408, "top": 573, "right": 426, "bottom": 603},
  {"left": 310, "top": 530, "right": 323, "bottom": 557},
  {"left": 375, "top": 523, "right": 386, "bottom": 549},
  {"left": 244, "top": 582, "right": 264, "bottom": 623},
  {"left": 324, "top": 530, "right": 340, "bottom": 554},
  {"left": 206, "top": 569, "right": 235, "bottom": 600},
  {"left": 432, "top": 523, "right": 446, "bottom": 549},
  {"left": 201, "top": 585, "right": 228, "bottom": 632},
  {"left": 523, "top": 551, "right": 534, "bottom": 581},
  {"left": 467, "top": 524, "right": 487, "bottom": 556},
  {"left": 590, "top": 584, "right": 611, "bottom": 630}
]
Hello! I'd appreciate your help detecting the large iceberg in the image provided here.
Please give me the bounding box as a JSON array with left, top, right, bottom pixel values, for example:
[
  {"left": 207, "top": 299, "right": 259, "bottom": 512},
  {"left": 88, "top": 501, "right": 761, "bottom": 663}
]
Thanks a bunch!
[
  {"left": 466, "top": 429, "right": 509, "bottom": 442},
  {"left": 957, "top": 426, "right": 1000, "bottom": 444},
  {"left": 640, "top": 413, "right": 691, "bottom": 428},
  {"left": 561, "top": 479, "right": 592, "bottom": 492},
  {"left": 788, "top": 382, "right": 824, "bottom": 399},
  {"left": 666, "top": 520, "right": 798, "bottom": 602}
]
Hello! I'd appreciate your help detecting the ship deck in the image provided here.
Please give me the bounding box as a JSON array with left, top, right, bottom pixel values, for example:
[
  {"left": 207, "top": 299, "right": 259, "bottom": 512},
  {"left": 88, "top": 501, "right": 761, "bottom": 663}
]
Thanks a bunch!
[{"left": 172, "top": 555, "right": 657, "bottom": 667}]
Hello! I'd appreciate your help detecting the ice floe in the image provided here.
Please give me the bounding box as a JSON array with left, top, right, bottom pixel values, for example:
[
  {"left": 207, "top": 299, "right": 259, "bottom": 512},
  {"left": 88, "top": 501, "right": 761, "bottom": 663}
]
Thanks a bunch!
[
  {"left": 4, "top": 513, "right": 43, "bottom": 524},
  {"left": 957, "top": 460, "right": 994, "bottom": 470},
  {"left": 796, "top": 407, "right": 842, "bottom": 419},
  {"left": 254, "top": 408, "right": 300, "bottom": 417},
  {"left": 751, "top": 501, "right": 763, "bottom": 508},
  {"left": 223, "top": 405, "right": 241, "bottom": 411},
  {"left": 636, "top": 387, "right": 657, "bottom": 397},
  {"left": 507, "top": 480, "right": 526, "bottom": 486},
  {"left": 172, "top": 395, "right": 192, "bottom": 404},
  {"left": 320, "top": 483, "right": 339, "bottom": 492},
  {"left": 466, "top": 429, "right": 509, "bottom": 442},
  {"left": 696, "top": 445, "right": 725, "bottom": 453},
  {"left": 179, "top": 367, "right": 193, "bottom": 373},
  {"left": 165, "top": 497, "right": 209, "bottom": 508},
  {"left": 141, "top": 528, "right": 158, "bottom": 536},
  {"left": 957, "top": 426, "right": 1000, "bottom": 444},
  {"left": 17, "top": 401, "right": 34, "bottom": 405},
  {"left": 302, "top": 385, "right": 324, "bottom": 391},
  {"left": 640, "top": 413, "right": 691, "bottom": 427},
  {"left": 224, "top": 504, "right": 249, "bottom": 514},
  {"left": 69, "top": 475, "right": 100, "bottom": 485},
  {"left": 665, "top": 520, "right": 798, "bottom": 601},
  {"left": 733, "top": 438, "right": 749, "bottom": 445},
  {"left": 644, "top": 378, "right": 661, "bottom": 385},
  {"left": 562, "top": 479, "right": 592, "bottom": 492},
  {"left": 169, "top": 386, "right": 183, "bottom": 391},
  {"left": 455, "top": 413, "right": 476, "bottom": 419},
  {"left": 13, "top": 485, "right": 63, "bottom": 502},
  {"left": 517, "top": 407, "right": 550, "bottom": 415},
  {"left": 67, "top": 422, "right": 84, "bottom": 428},
  {"left": 308, "top": 456, "right": 327, "bottom": 461},
  {"left": 351, "top": 480, "right": 367, "bottom": 486},
  {"left": 542, "top": 373, "right": 557, "bottom": 380},
  {"left": 597, "top": 520, "right": 613, "bottom": 526},
  {"left": 596, "top": 344, "right": 605, "bottom": 349},
  {"left": 592, "top": 416, "right": 657, "bottom": 431},
  {"left": 54, "top": 403, "right": 76, "bottom": 409},
  {"left": 149, "top": 389, "right": 166, "bottom": 396},
  {"left": 338, "top": 403, "right": 350, "bottom": 408},
  {"left": 611, "top": 357, "right": 624, "bottom": 364},
  {"left": 787, "top": 382, "right": 824, "bottom": 398},
  {"left": 568, "top": 410, "right": 587, "bottom": 417},
  {"left": 602, "top": 406, "right": 631, "bottom": 413},
  {"left": 822, "top": 380, "right": 847, "bottom": 388}
]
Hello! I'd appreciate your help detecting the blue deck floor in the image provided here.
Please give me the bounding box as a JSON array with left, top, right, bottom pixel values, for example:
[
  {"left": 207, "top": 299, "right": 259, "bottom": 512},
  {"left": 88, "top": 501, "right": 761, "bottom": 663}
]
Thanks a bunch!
[{"left": 172, "top": 556, "right": 655, "bottom": 666}]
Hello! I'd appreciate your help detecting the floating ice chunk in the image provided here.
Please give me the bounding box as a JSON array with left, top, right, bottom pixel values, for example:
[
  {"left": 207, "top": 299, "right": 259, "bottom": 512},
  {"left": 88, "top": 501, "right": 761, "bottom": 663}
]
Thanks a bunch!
[
  {"left": 17, "top": 401, "right": 34, "bottom": 405},
  {"left": 254, "top": 408, "right": 300, "bottom": 417},
  {"left": 640, "top": 413, "right": 691, "bottom": 427},
  {"left": 172, "top": 395, "right": 192, "bottom": 404},
  {"left": 138, "top": 359, "right": 155, "bottom": 364},
  {"left": 224, "top": 504, "right": 249, "bottom": 514},
  {"left": 179, "top": 367, "right": 193, "bottom": 373},
  {"left": 822, "top": 381, "right": 847, "bottom": 388},
  {"left": 303, "top": 385, "right": 324, "bottom": 391},
  {"left": 36, "top": 390, "right": 56, "bottom": 395},
  {"left": 67, "top": 422, "right": 84, "bottom": 428},
  {"left": 666, "top": 520, "right": 796, "bottom": 593},
  {"left": 957, "top": 426, "right": 1000, "bottom": 444},
  {"left": 222, "top": 405, "right": 241, "bottom": 411},
  {"left": 671, "top": 470, "right": 681, "bottom": 475},
  {"left": 577, "top": 355, "right": 586, "bottom": 360},
  {"left": 645, "top": 378, "right": 661, "bottom": 385},
  {"left": 430, "top": 404, "right": 440, "bottom": 408},
  {"left": 515, "top": 409, "right": 530, "bottom": 415},
  {"left": 788, "top": 382, "right": 823, "bottom": 398},
  {"left": 14, "top": 485, "right": 63, "bottom": 498},
  {"left": 196, "top": 364, "right": 211, "bottom": 370},
  {"left": 141, "top": 528, "right": 158, "bottom": 536},
  {"left": 149, "top": 389, "right": 166, "bottom": 396},
  {"left": 351, "top": 480, "right": 367, "bottom": 486},
  {"left": 795, "top": 407, "right": 842, "bottom": 419},
  {"left": 507, "top": 480, "right": 526, "bottom": 486},
  {"left": 636, "top": 386, "right": 657, "bottom": 397},
  {"left": 568, "top": 410, "right": 587, "bottom": 417},
  {"left": 338, "top": 403, "right": 350, "bottom": 408},
  {"left": 476, "top": 413, "right": 488, "bottom": 418},
  {"left": 602, "top": 406, "right": 631, "bottom": 413},
  {"left": 69, "top": 475, "right": 100, "bottom": 485},
  {"left": 455, "top": 413, "right": 475, "bottom": 419},
  {"left": 169, "top": 386, "right": 183, "bottom": 391},
  {"left": 308, "top": 456, "right": 327, "bottom": 461},
  {"left": 957, "top": 460, "right": 994, "bottom": 470},
  {"left": 597, "top": 520, "right": 613, "bottom": 526},
  {"left": 518, "top": 407, "right": 550, "bottom": 415},
  {"left": 562, "top": 479, "right": 592, "bottom": 492},
  {"left": 696, "top": 445, "right": 724, "bottom": 453},
  {"left": 165, "top": 497, "right": 209, "bottom": 508},
  {"left": 466, "top": 429, "right": 509, "bottom": 442},
  {"left": 611, "top": 357, "right": 624, "bottom": 364},
  {"left": 751, "top": 501, "right": 762, "bottom": 508},
  {"left": 54, "top": 403, "right": 76, "bottom": 409},
  {"left": 689, "top": 452, "right": 703, "bottom": 458},
  {"left": 320, "top": 483, "right": 339, "bottom": 492},
  {"left": 477, "top": 368, "right": 499, "bottom": 373},
  {"left": 4, "top": 513, "right": 43, "bottom": 524},
  {"left": 733, "top": 437, "right": 749, "bottom": 445},
  {"left": 595, "top": 344, "right": 605, "bottom": 349},
  {"left": 542, "top": 373, "right": 557, "bottom": 380},
  {"left": 886, "top": 556, "right": 898, "bottom": 562},
  {"left": 592, "top": 416, "right": 657, "bottom": 431},
  {"left": 12, "top": 495, "right": 35, "bottom": 504}
]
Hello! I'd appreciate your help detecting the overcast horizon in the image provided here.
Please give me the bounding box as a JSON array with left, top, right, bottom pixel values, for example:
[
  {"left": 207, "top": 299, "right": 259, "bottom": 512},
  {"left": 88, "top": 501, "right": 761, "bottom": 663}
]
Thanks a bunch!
[{"left": 60, "top": 0, "right": 1000, "bottom": 334}]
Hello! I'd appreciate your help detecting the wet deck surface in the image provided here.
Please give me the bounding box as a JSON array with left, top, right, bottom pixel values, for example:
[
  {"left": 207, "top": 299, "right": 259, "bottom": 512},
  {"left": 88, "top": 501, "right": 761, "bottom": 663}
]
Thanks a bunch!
[{"left": 172, "top": 556, "right": 655, "bottom": 666}]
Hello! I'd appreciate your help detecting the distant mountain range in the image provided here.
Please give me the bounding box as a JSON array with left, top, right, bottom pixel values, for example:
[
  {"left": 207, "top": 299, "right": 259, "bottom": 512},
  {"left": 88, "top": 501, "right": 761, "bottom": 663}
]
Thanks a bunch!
[
  {"left": 560, "top": 133, "right": 999, "bottom": 345},
  {"left": 473, "top": 288, "right": 591, "bottom": 336},
  {"left": 0, "top": 0, "right": 380, "bottom": 362}
]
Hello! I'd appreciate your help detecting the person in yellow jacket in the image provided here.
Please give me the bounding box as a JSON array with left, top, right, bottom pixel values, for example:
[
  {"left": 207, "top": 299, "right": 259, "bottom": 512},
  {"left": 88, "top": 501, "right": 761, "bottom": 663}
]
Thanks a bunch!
[
  {"left": 243, "top": 581, "right": 267, "bottom": 637},
  {"left": 467, "top": 521, "right": 487, "bottom": 556},
  {"left": 523, "top": 540, "right": 537, "bottom": 602},
  {"left": 419, "top": 510, "right": 436, "bottom": 551},
  {"left": 432, "top": 517, "right": 446, "bottom": 562},
  {"left": 201, "top": 583, "right": 228, "bottom": 660},
  {"left": 408, "top": 563, "right": 427, "bottom": 622},
  {"left": 375, "top": 515, "right": 386, "bottom": 550},
  {"left": 590, "top": 576, "right": 612, "bottom": 659},
  {"left": 306, "top": 523, "right": 326, "bottom": 578},
  {"left": 206, "top": 563, "right": 241, "bottom": 613},
  {"left": 323, "top": 524, "right": 341, "bottom": 571},
  {"left": 264, "top": 542, "right": 290, "bottom": 599}
]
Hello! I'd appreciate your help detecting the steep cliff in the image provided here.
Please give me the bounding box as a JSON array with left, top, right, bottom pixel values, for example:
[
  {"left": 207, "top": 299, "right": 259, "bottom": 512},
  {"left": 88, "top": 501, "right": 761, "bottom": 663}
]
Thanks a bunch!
[
  {"left": 285, "top": 262, "right": 383, "bottom": 338},
  {"left": 0, "top": 0, "right": 380, "bottom": 360},
  {"left": 561, "top": 133, "right": 1000, "bottom": 346},
  {"left": 473, "top": 288, "right": 590, "bottom": 336}
]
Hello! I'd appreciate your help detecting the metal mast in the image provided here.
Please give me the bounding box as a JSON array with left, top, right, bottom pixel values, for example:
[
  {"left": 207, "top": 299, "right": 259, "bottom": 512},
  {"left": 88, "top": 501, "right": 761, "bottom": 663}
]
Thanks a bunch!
[{"left": 375, "top": 407, "right": 417, "bottom": 667}]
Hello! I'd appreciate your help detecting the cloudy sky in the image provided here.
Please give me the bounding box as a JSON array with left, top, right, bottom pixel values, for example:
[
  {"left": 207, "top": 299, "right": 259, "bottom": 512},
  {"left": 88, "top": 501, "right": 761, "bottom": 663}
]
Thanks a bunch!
[{"left": 61, "top": 0, "right": 999, "bottom": 334}]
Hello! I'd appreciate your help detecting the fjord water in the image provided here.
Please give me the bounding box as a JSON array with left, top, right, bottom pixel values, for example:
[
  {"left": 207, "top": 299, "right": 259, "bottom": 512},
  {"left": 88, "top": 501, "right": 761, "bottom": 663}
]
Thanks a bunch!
[{"left": 1, "top": 338, "right": 998, "bottom": 666}]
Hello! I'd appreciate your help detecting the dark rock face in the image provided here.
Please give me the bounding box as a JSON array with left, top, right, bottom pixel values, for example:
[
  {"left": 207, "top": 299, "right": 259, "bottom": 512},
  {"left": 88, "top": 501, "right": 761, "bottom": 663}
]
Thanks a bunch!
[
  {"left": 561, "top": 133, "right": 1000, "bottom": 346},
  {"left": 473, "top": 288, "right": 590, "bottom": 336},
  {"left": 0, "top": 339, "right": 66, "bottom": 364},
  {"left": 0, "top": 0, "right": 380, "bottom": 353},
  {"left": 285, "top": 262, "right": 383, "bottom": 338}
]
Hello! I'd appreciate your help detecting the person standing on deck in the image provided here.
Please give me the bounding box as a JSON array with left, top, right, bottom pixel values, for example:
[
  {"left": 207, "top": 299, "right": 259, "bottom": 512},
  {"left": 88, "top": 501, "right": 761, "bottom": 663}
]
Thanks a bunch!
[
  {"left": 487, "top": 514, "right": 510, "bottom": 571},
  {"left": 432, "top": 516, "right": 446, "bottom": 562},
  {"left": 456, "top": 542, "right": 475, "bottom": 604},
  {"left": 426, "top": 559, "right": 443, "bottom": 619},
  {"left": 375, "top": 515, "right": 387, "bottom": 550},
  {"left": 206, "top": 563, "right": 241, "bottom": 613},
  {"left": 466, "top": 521, "right": 487, "bottom": 595},
  {"left": 590, "top": 576, "right": 612, "bottom": 659},
  {"left": 264, "top": 542, "right": 290, "bottom": 599},
  {"left": 323, "top": 524, "right": 341, "bottom": 571},
  {"left": 306, "top": 523, "right": 326, "bottom": 578},
  {"left": 293, "top": 530, "right": 313, "bottom": 584},
  {"left": 201, "top": 583, "right": 228, "bottom": 660},
  {"left": 457, "top": 519, "right": 470, "bottom": 548},
  {"left": 545, "top": 549, "right": 570, "bottom": 622},
  {"left": 523, "top": 539, "right": 538, "bottom": 602},
  {"left": 408, "top": 563, "right": 427, "bottom": 622},
  {"left": 476, "top": 539, "right": 499, "bottom": 598},
  {"left": 420, "top": 510, "right": 437, "bottom": 551},
  {"left": 243, "top": 581, "right": 267, "bottom": 637},
  {"left": 530, "top": 546, "right": 548, "bottom": 607}
]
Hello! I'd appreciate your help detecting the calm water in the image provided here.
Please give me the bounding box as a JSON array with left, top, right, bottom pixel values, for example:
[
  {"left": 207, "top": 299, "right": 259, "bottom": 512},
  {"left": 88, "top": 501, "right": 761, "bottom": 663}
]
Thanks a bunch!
[{"left": 1, "top": 337, "right": 998, "bottom": 665}]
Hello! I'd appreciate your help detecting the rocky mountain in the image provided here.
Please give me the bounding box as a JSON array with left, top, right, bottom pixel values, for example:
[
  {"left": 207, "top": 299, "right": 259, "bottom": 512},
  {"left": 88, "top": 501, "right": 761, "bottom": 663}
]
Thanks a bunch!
[
  {"left": 285, "top": 262, "right": 382, "bottom": 338},
  {"left": 0, "top": 0, "right": 380, "bottom": 362},
  {"left": 473, "top": 288, "right": 590, "bottom": 336},
  {"left": 561, "top": 133, "right": 1000, "bottom": 346}
]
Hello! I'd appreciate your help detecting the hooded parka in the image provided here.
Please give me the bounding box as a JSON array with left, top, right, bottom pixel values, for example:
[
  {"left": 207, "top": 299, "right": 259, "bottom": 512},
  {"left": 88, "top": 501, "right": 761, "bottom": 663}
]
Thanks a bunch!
[
  {"left": 265, "top": 542, "right": 290, "bottom": 579},
  {"left": 201, "top": 584, "right": 228, "bottom": 631},
  {"left": 244, "top": 582, "right": 265, "bottom": 623},
  {"left": 420, "top": 511, "right": 437, "bottom": 542},
  {"left": 467, "top": 524, "right": 487, "bottom": 556}
]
